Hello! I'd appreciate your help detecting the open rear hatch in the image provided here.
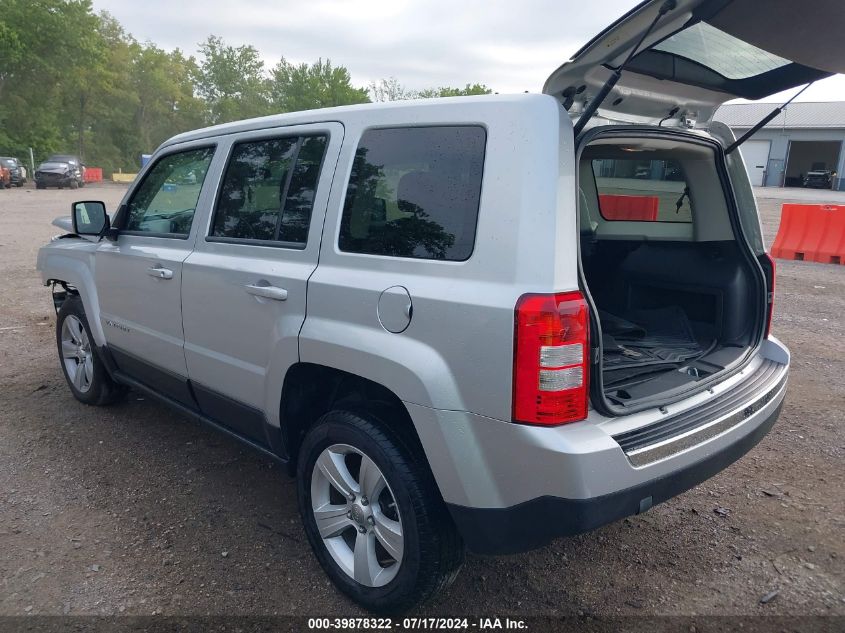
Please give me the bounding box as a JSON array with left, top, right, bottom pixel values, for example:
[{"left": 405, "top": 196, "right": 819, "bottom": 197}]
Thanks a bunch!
[
  {"left": 544, "top": 0, "right": 845, "bottom": 126},
  {"left": 576, "top": 128, "right": 767, "bottom": 414},
  {"left": 549, "top": 0, "right": 842, "bottom": 415}
]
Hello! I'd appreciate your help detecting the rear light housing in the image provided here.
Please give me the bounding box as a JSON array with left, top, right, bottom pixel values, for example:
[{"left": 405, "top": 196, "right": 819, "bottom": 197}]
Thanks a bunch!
[
  {"left": 761, "top": 253, "right": 776, "bottom": 338},
  {"left": 513, "top": 291, "right": 590, "bottom": 425}
]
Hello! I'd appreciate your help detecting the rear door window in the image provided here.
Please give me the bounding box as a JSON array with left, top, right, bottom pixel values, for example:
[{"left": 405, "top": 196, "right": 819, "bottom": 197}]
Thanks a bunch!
[
  {"left": 338, "top": 126, "right": 486, "bottom": 261},
  {"left": 591, "top": 158, "right": 692, "bottom": 223},
  {"left": 211, "top": 135, "right": 328, "bottom": 246}
]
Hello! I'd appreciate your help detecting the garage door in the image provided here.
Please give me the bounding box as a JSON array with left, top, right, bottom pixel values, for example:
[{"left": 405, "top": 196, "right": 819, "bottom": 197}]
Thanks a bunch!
[{"left": 740, "top": 140, "right": 771, "bottom": 187}]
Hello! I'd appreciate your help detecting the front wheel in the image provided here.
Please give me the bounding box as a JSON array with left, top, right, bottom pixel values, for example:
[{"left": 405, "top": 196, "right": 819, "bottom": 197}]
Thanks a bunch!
[
  {"left": 56, "top": 295, "right": 126, "bottom": 405},
  {"left": 297, "top": 410, "right": 464, "bottom": 613}
]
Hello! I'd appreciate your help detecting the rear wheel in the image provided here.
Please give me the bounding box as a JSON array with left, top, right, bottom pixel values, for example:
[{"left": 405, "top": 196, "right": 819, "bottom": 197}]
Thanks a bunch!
[
  {"left": 297, "top": 410, "right": 464, "bottom": 613},
  {"left": 56, "top": 296, "right": 126, "bottom": 406},
  {"left": 36, "top": 181, "right": 45, "bottom": 189},
  {"left": 69, "top": 180, "right": 78, "bottom": 190}
]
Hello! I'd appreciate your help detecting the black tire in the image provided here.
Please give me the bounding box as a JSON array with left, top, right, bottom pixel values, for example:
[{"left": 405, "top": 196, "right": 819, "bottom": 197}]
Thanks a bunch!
[
  {"left": 297, "top": 410, "right": 464, "bottom": 614},
  {"left": 69, "top": 179, "right": 79, "bottom": 190},
  {"left": 36, "top": 182, "right": 45, "bottom": 189},
  {"left": 15, "top": 181, "right": 22, "bottom": 187},
  {"left": 79, "top": 180, "right": 85, "bottom": 188},
  {"left": 56, "top": 295, "right": 127, "bottom": 406}
]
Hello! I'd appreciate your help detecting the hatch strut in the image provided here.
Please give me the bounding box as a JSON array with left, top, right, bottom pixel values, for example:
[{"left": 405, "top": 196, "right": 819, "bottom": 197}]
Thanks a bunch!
[
  {"left": 724, "top": 82, "right": 814, "bottom": 154},
  {"left": 573, "top": 0, "right": 677, "bottom": 137}
]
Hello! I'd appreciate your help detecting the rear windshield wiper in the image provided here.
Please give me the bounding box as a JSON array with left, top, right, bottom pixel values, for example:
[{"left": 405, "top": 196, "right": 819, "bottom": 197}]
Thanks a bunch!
[
  {"left": 675, "top": 186, "right": 689, "bottom": 213},
  {"left": 725, "top": 82, "right": 814, "bottom": 155},
  {"left": 573, "top": 0, "right": 677, "bottom": 137}
]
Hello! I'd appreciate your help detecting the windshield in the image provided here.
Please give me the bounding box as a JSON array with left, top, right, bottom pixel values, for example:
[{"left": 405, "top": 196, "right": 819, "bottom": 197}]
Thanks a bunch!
[
  {"left": 0, "top": 159, "right": 15, "bottom": 167},
  {"left": 48, "top": 155, "right": 78, "bottom": 165}
]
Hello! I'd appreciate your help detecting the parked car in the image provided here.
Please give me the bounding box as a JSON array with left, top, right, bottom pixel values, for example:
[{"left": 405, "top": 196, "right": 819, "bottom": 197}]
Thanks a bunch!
[
  {"left": 0, "top": 164, "right": 10, "bottom": 189},
  {"left": 803, "top": 169, "right": 835, "bottom": 189},
  {"left": 35, "top": 154, "right": 85, "bottom": 189},
  {"left": 36, "top": 0, "right": 839, "bottom": 612},
  {"left": 0, "top": 157, "right": 27, "bottom": 187}
]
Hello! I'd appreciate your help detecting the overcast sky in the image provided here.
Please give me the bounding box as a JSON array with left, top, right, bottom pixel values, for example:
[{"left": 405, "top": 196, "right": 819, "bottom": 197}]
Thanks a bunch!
[{"left": 93, "top": 0, "right": 845, "bottom": 102}]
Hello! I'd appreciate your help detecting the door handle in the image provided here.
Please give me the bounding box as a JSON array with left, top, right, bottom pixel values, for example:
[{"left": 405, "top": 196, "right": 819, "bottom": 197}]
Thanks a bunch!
[
  {"left": 245, "top": 283, "right": 288, "bottom": 301},
  {"left": 146, "top": 266, "right": 174, "bottom": 280}
]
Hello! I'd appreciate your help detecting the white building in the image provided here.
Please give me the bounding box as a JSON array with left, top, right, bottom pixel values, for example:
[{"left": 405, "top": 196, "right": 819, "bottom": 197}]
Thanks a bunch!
[{"left": 714, "top": 102, "right": 845, "bottom": 191}]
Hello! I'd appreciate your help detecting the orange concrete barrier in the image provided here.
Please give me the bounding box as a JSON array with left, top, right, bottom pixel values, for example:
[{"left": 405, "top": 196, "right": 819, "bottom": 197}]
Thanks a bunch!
[
  {"left": 771, "top": 204, "right": 845, "bottom": 265},
  {"left": 599, "top": 194, "right": 659, "bottom": 221},
  {"left": 83, "top": 167, "right": 103, "bottom": 183}
]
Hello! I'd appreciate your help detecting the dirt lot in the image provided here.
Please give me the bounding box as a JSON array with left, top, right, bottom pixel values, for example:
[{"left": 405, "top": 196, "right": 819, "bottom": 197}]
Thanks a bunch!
[{"left": 0, "top": 183, "right": 843, "bottom": 618}]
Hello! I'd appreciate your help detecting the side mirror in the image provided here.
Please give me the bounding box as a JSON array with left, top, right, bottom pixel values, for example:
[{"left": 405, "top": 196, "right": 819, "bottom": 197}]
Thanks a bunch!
[{"left": 71, "top": 201, "right": 109, "bottom": 237}]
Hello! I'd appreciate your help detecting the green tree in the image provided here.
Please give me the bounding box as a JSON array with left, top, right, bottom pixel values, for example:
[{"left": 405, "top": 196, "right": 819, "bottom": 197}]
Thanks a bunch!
[
  {"left": 195, "top": 35, "right": 270, "bottom": 124},
  {"left": 0, "top": 0, "right": 101, "bottom": 159},
  {"left": 0, "top": 2, "right": 492, "bottom": 175},
  {"left": 58, "top": 11, "right": 131, "bottom": 161},
  {"left": 368, "top": 77, "right": 408, "bottom": 102},
  {"left": 131, "top": 44, "right": 207, "bottom": 151},
  {"left": 412, "top": 83, "right": 493, "bottom": 99},
  {"left": 270, "top": 58, "right": 370, "bottom": 112},
  {"left": 370, "top": 79, "right": 493, "bottom": 102}
]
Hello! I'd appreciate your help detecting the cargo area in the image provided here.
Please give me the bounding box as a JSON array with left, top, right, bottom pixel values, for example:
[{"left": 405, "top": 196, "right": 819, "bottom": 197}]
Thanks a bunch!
[{"left": 578, "top": 134, "right": 764, "bottom": 410}]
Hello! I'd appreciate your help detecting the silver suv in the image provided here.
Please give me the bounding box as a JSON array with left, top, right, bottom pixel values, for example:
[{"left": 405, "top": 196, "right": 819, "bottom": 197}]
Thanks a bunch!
[{"left": 37, "top": 0, "right": 839, "bottom": 612}]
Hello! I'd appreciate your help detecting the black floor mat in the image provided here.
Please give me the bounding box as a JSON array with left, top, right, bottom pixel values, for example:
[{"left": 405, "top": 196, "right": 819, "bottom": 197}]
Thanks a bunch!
[{"left": 601, "top": 306, "right": 707, "bottom": 371}]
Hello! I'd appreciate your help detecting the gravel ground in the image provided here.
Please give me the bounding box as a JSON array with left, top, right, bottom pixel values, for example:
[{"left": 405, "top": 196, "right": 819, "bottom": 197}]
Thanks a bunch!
[{"left": 0, "top": 183, "right": 843, "bottom": 618}]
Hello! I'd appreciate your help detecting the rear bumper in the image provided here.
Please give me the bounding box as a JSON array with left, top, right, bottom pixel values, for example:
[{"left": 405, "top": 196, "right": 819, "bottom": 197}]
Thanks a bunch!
[
  {"left": 447, "top": 399, "right": 782, "bottom": 554},
  {"left": 407, "top": 337, "right": 789, "bottom": 555}
]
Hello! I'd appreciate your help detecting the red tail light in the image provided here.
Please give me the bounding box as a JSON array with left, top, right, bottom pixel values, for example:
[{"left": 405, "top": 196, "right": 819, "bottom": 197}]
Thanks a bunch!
[
  {"left": 513, "top": 291, "right": 590, "bottom": 425},
  {"left": 762, "top": 253, "right": 776, "bottom": 338}
]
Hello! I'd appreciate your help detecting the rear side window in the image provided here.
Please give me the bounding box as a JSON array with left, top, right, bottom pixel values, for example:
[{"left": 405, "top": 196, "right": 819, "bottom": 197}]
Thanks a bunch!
[
  {"left": 339, "top": 126, "right": 486, "bottom": 261},
  {"left": 591, "top": 158, "right": 692, "bottom": 223},
  {"left": 211, "top": 135, "right": 328, "bottom": 245}
]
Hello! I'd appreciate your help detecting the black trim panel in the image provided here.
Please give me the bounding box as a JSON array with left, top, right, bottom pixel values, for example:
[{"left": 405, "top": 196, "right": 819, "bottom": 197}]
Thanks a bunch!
[
  {"left": 102, "top": 345, "right": 283, "bottom": 458},
  {"left": 192, "top": 382, "right": 268, "bottom": 446},
  {"left": 447, "top": 400, "right": 782, "bottom": 555},
  {"left": 113, "top": 371, "right": 286, "bottom": 466},
  {"left": 110, "top": 346, "right": 196, "bottom": 407}
]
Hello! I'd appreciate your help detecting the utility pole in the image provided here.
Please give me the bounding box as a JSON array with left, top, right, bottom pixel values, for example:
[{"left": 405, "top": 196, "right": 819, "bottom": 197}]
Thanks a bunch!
[{"left": 29, "top": 147, "right": 35, "bottom": 178}]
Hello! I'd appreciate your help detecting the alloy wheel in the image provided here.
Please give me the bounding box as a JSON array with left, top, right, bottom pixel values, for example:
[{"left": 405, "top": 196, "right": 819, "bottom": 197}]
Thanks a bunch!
[
  {"left": 61, "top": 315, "right": 93, "bottom": 393},
  {"left": 310, "top": 443, "right": 404, "bottom": 587}
]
